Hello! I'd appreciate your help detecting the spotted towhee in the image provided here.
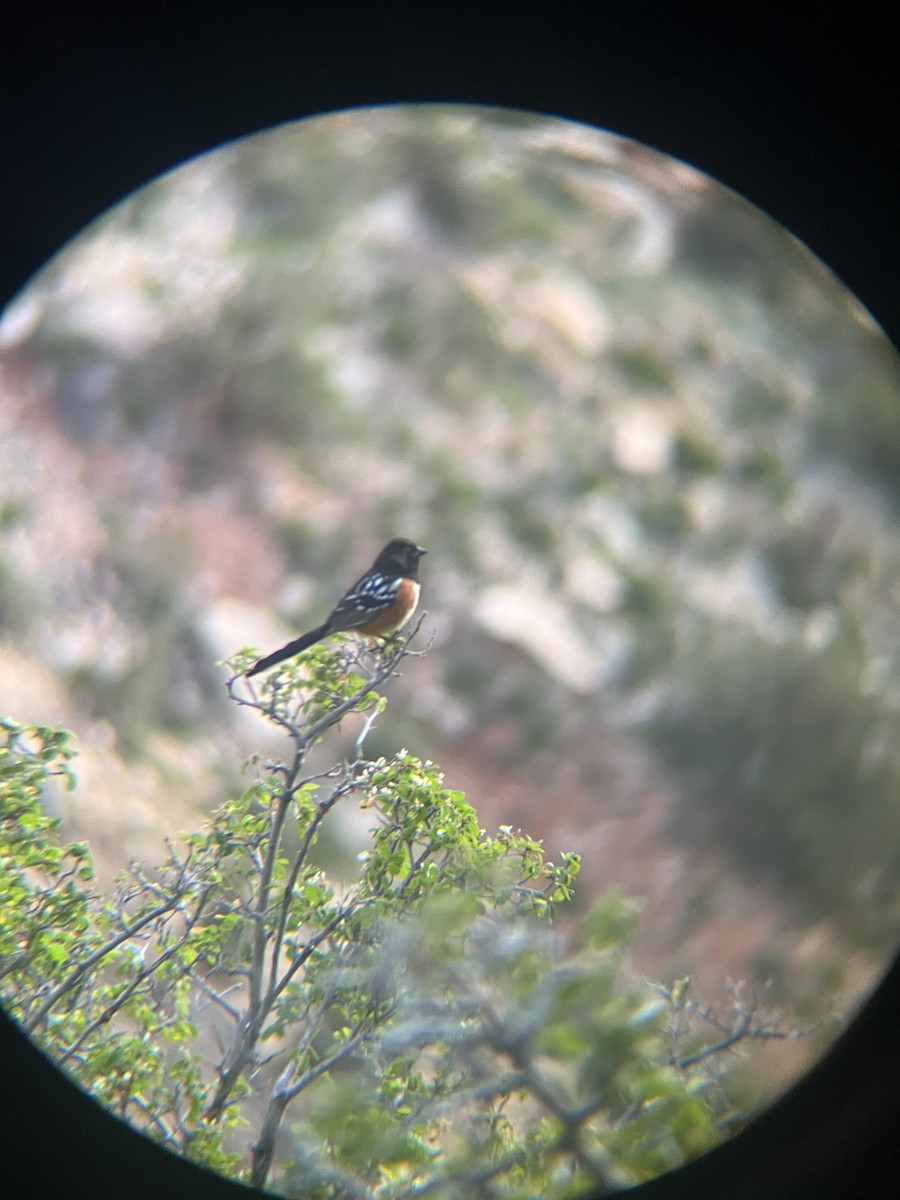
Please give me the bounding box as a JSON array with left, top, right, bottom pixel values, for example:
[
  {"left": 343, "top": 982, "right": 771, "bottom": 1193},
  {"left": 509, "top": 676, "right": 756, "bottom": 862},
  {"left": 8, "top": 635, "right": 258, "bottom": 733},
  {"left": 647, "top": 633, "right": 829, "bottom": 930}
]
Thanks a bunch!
[{"left": 246, "top": 537, "right": 427, "bottom": 677}]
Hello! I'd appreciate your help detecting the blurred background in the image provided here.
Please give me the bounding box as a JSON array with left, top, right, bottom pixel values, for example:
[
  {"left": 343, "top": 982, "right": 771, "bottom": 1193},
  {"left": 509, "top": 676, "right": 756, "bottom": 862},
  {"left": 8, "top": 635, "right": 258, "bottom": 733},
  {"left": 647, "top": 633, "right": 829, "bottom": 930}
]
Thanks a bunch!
[{"left": 2, "top": 105, "right": 900, "bottom": 1108}]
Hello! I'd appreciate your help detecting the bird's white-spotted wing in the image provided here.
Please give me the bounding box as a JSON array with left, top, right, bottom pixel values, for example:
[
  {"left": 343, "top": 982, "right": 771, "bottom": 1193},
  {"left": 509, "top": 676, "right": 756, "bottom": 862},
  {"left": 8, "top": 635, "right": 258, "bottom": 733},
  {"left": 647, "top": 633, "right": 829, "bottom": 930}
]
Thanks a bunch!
[{"left": 329, "top": 572, "right": 402, "bottom": 631}]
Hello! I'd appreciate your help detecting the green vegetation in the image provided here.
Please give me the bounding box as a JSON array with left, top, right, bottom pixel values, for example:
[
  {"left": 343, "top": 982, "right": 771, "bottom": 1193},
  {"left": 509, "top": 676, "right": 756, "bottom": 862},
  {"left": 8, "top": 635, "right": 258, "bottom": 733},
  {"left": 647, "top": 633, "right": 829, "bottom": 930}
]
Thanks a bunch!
[
  {"left": 0, "top": 638, "right": 810, "bottom": 1197},
  {"left": 3, "top": 111, "right": 897, "bottom": 1183},
  {"left": 646, "top": 619, "right": 900, "bottom": 951}
]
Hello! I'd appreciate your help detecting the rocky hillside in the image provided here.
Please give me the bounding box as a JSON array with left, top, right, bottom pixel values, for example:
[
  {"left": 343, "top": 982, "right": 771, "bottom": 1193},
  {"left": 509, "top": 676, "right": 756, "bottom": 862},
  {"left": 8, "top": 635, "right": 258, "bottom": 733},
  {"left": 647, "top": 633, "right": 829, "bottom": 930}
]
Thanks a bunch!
[{"left": 3, "top": 107, "right": 899, "bottom": 1098}]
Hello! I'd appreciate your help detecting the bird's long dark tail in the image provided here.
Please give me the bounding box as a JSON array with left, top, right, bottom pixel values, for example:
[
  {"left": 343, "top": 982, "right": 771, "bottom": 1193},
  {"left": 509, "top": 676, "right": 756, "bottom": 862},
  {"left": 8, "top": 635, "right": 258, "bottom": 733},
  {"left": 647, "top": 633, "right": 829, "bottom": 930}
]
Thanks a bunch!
[{"left": 246, "top": 624, "right": 330, "bottom": 677}]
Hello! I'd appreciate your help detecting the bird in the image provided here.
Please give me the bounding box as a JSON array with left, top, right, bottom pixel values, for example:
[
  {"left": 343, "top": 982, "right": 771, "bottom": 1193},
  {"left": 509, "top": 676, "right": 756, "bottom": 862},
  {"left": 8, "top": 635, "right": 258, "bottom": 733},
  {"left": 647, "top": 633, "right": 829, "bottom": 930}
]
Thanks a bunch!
[{"left": 246, "top": 537, "right": 427, "bottom": 677}]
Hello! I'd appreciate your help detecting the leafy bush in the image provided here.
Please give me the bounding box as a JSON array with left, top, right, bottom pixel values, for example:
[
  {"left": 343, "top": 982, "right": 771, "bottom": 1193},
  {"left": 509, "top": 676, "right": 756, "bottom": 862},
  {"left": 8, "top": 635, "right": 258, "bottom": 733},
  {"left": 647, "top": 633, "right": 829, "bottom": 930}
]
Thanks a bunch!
[{"left": 1, "top": 633, "right": 813, "bottom": 1197}]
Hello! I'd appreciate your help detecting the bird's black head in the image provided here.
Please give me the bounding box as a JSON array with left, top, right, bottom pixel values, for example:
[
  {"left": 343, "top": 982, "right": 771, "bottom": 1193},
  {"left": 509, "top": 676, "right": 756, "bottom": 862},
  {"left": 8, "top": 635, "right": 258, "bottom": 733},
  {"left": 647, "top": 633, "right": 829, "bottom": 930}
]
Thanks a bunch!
[{"left": 374, "top": 538, "right": 427, "bottom": 578}]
